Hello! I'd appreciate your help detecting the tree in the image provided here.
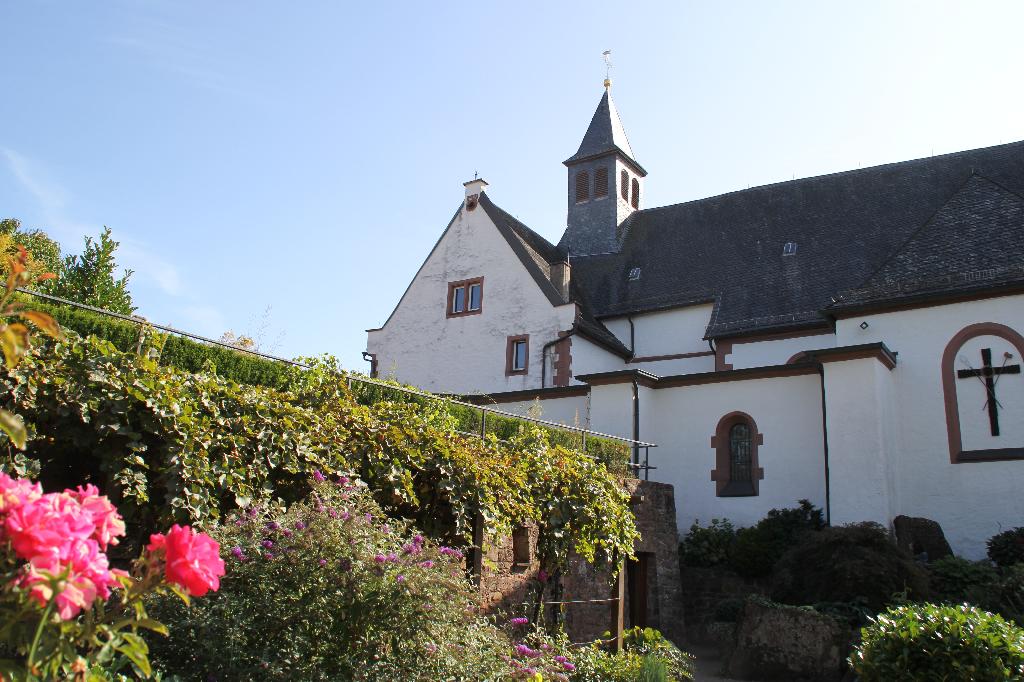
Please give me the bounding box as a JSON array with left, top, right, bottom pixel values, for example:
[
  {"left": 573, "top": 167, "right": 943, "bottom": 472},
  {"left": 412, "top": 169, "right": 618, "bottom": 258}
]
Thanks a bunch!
[
  {"left": 0, "top": 218, "right": 63, "bottom": 288},
  {"left": 51, "top": 227, "right": 136, "bottom": 314}
]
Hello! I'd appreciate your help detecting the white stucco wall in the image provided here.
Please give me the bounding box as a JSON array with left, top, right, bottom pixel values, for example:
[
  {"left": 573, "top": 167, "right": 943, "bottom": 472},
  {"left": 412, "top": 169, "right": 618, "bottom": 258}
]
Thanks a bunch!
[
  {"left": 570, "top": 336, "right": 627, "bottom": 381},
  {"left": 824, "top": 358, "right": 899, "bottom": 528},
  {"left": 627, "top": 355, "right": 715, "bottom": 376},
  {"left": 366, "top": 198, "right": 576, "bottom": 395},
  {"left": 643, "top": 374, "right": 827, "bottom": 531},
  {"left": 485, "top": 395, "right": 590, "bottom": 429},
  {"left": 833, "top": 293, "right": 1024, "bottom": 558},
  {"left": 726, "top": 333, "right": 836, "bottom": 369},
  {"left": 602, "top": 305, "right": 714, "bottom": 358}
]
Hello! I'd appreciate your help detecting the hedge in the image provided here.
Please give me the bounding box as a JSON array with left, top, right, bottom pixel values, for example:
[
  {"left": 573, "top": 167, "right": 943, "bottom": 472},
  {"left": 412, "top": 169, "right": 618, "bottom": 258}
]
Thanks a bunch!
[{"left": 24, "top": 294, "right": 632, "bottom": 474}]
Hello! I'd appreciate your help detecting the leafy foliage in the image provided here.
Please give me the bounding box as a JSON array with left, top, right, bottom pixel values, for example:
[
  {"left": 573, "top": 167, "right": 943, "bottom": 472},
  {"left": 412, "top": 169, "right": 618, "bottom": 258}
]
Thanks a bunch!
[
  {"left": 988, "top": 527, "right": 1024, "bottom": 568},
  {"left": 729, "top": 499, "right": 824, "bottom": 578},
  {"left": 849, "top": 603, "right": 1024, "bottom": 681},
  {"left": 928, "top": 556, "right": 1000, "bottom": 606},
  {"left": 569, "top": 627, "right": 693, "bottom": 681},
  {"left": 0, "top": 219, "right": 61, "bottom": 290},
  {"left": 51, "top": 227, "right": 135, "bottom": 315},
  {"left": 771, "top": 522, "right": 930, "bottom": 611},
  {"left": 0, "top": 332, "right": 637, "bottom": 574},
  {"left": 679, "top": 518, "right": 736, "bottom": 568}
]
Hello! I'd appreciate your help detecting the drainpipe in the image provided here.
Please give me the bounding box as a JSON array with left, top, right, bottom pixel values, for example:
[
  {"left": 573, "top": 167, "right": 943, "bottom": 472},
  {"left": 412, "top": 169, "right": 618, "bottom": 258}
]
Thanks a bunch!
[
  {"left": 818, "top": 365, "right": 832, "bottom": 526},
  {"left": 627, "top": 315, "right": 636, "bottom": 357},
  {"left": 631, "top": 378, "right": 640, "bottom": 471}
]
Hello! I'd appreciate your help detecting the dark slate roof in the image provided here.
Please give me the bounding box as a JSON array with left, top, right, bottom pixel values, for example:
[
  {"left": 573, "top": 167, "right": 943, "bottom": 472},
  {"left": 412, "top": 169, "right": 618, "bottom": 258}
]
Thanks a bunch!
[
  {"left": 563, "top": 89, "right": 646, "bottom": 175},
  {"left": 829, "top": 173, "right": 1024, "bottom": 313},
  {"left": 568, "top": 140, "right": 1024, "bottom": 339},
  {"left": 479, "top": 192, "right": 567, "bottom": 307}
]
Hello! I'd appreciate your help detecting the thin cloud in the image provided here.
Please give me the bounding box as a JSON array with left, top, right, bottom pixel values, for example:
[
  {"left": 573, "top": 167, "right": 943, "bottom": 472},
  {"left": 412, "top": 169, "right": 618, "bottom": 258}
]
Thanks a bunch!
[{"left": 178, "top": 304, "right": 227, "bottom": 335}]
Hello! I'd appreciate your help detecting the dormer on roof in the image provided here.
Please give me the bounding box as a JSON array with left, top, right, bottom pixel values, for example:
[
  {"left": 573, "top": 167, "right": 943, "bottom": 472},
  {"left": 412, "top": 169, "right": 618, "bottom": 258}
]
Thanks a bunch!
[{"left": 560, "top": 82, "right": 647, "bottom": 257}]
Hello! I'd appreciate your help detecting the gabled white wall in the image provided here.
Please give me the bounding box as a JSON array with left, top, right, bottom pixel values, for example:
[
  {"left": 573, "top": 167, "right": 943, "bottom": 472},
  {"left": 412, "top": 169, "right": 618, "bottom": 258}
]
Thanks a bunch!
[
  {"left": 570, "top": 337, "right": 626, "bottom": 380},
  {"left": 366, "top": 199, "right": 576, "bottom": 395}
]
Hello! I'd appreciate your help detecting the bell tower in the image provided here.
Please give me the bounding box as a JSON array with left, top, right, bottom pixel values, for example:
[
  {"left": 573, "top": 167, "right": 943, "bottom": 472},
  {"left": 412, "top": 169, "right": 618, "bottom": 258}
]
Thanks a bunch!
[{"left": 559, "top": 79, "right": 647, "bottom": 257}]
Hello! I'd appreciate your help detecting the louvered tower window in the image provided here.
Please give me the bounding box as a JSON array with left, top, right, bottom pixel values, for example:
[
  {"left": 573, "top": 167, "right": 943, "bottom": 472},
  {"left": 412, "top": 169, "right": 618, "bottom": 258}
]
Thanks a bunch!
[
  {"left": 729, "top": 423, "right": 752, "bottom": 484},
  {"left": 620, "top": 170, "right": 629, "bottom": 200},
  {"left": 575, "top": 171, "right": 590, "bottom": 203},
  {"left": 594, "top": 167, "right": 609, "bottom": 198},
  {"left": 631, "top": 178, "right": 640, "bottom": 209}
]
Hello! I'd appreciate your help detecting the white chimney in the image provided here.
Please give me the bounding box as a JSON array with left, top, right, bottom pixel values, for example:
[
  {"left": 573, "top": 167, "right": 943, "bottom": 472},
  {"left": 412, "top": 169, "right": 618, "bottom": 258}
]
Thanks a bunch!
[{"left": 463, "top": 178, "right": 488, "bottom": 211}]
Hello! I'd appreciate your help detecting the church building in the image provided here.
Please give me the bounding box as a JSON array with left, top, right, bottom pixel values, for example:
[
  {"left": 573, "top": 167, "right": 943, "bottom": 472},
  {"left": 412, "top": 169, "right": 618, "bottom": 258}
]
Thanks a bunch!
[{"left": 366, "top": 82, "right": 1024, "bottom": 560}]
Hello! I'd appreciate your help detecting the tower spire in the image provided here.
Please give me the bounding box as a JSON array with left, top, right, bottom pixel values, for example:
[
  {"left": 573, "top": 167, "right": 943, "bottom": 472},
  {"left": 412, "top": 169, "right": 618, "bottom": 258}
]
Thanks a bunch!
[{"left": 602, "top": 50, "right": 612, "bottom": 89}]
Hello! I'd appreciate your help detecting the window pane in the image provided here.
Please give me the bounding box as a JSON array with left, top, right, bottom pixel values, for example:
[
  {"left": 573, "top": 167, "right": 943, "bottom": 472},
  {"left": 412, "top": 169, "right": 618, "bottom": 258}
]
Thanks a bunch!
[
  {"left": 514, "top": 341, "right": 527, "bottom": 370},
  {"left": 729, "top": 423, "right": 751, "bottom": 482},
  {"left": 452, "top": 286, "right": 465, "bottom": 313},
  {"left": 468, "top": 283, "right": 481, "bottom": 310}
]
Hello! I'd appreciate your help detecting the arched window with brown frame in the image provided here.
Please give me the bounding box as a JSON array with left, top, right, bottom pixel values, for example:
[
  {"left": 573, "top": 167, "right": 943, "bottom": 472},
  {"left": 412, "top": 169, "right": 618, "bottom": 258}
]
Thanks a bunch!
[
  {"left": 620, "top": 170, "right": 629, "bottom": 200},
  {"left": 631, "top": 178, "right": 640, "bottom": 209},
  {"left": 594, "top": 166, "right": 609, "bottom": 198},
  {"left": 575, "top": 170, "right": 590, "bottom": 203},
  {"left": 710, "top": 412, "right": 764, "bottom": 496}
]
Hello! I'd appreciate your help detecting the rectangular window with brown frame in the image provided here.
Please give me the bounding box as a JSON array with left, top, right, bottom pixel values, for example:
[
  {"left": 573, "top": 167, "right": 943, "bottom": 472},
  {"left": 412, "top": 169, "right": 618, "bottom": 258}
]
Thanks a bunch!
[
  {"left": 447, "top": 277, "right": 484, "bottom": 318},
  {"left": 506, "top": 335, "right": 529, "bottom": 375}
]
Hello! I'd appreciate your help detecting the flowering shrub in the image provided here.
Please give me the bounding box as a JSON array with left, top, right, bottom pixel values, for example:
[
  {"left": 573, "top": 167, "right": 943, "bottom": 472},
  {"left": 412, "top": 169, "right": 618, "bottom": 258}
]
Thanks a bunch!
[
  {"left": 147, "top": 478, "right": 511, "bottom": 680},
  {"left": 0, "top": 473, "right": 224, "bottom": 679}
]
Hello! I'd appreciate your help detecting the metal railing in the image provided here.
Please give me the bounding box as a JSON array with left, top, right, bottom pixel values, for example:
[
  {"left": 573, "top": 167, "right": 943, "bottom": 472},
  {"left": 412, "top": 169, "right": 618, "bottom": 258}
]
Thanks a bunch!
[{"left": 17, "top": 287, "right": 657, "bottom": 478}]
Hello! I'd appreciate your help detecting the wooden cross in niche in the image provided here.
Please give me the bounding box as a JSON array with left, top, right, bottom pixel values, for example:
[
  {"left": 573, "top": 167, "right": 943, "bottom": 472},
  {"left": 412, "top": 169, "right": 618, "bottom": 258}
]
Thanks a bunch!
[{"left": 956, "top": 347, "right": 1021, "bottom": 436}]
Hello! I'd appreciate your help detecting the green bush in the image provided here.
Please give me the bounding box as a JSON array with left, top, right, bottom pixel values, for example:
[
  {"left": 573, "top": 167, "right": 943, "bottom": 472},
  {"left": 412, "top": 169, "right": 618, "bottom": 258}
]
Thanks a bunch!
[
  {"left": 771, "top": 522, "right": 930, "bottom": 610},
  {"left": 729, "top": 500, "right": 824, "bottom": 578},
  {"left": 570, "top": 627, "right": 693, "bottom": 681},
  {"left": 679, "top": 518, "right": 736, "bottom": 568},
  {"left": 148, "top": 481, "right": 511, "bottom": 680},
  {"left": 988, "top": 527, "right": 1024, "bottom": 568},
  {"left": 711, "top": 596, "right": 746, "bottom": 623},
  {"left": 25, "top": 295, "right": 291, "bottom": 389},
  {"left": 849, "top": 603, "right": 1024, "bottom": 681},
  {"left": 929, "top": 555, "right": 999, "bottom": 605}
]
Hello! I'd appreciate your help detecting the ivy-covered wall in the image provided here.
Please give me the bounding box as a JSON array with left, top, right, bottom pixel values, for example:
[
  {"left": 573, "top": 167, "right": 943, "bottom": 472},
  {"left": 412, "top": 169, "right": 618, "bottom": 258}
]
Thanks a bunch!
[{"left": 1, "top": 333, "right": 639, "bottom": 573}]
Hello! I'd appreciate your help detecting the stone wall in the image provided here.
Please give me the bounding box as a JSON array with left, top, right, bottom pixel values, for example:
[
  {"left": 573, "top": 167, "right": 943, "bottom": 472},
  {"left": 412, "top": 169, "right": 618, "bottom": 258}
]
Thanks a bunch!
[
  {"left": 679, "top": 566, "right": 767, "bottom": 645},
  {"left": 475, "top": 479, "right": 684, "bottom": 645}
]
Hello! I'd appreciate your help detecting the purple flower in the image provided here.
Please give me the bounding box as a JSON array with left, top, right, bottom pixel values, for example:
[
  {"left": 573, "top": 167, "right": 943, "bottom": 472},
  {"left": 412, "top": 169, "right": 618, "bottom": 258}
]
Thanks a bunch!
[
  {"left": 281, "top": 529, "right": 293, "bottom": 537},
  {"left": 262, "top": 539, "right": 274, "bottom": 549},
  {"left": 295, "top": 521, "right": 307, "bottom": 530},
  {"left": 374, "top": 554, "right": 387, "bottom": 563},
  {"left": 231, "top": 546, "right": 245, "bottom": 559},
  {"left": 336, "top": 475, "right": 350, "bottom": 486},
  {"left": 439, "top": 546, "right": 464, "bottom": 559},
  {"left": 514, "top": 644, "right": 541, "bottom": 659},
  {"left": 318, "top": 559, "right": 328, "bottom": 567},
  {"left": 364, "top": 513, "right": 373, "bottom": 522},
  {"left": 267, "top": 521, "right": 280, "bottom": 531},
  {"left": 540, "top": 643, "right": 552, "bottom": 651},
  {"left": 561, "top": 662, "right": 575, "bottom": 672},
  {"left": 413, "top": 534, "right": 424, "bottom": 545},
  {"left": 418, "top": 560, "right": 435, "bottom": 568},
  {"left": 402, "top": 543, "right": 422, "bottom": 555},
  {"left": 537, "top": 569, "right": 548, "bottom": 583},
  {"left": 524, "top": 668, "right": 537, "bottom": 675},
  {"left": 386, "top": 552, "right": 398, "bottom": 562},
  {"left": 264, "top": 553, "right": 275, "bottom": 560},
  {"left": 340, "top": 511, "right": 351, "bottom": 521},
  {"left": 327, "top": 508, "right": 339, "bottom": 518},
  {"left": 396, "top": 574, "right": 406, "bottom": 583},
  {"left": 313, "top": 470, "right": 326, "bottom": 482},
  {"left": 554, "top": 655, "right": 568, "bottom": 663},
  {"left": 380, "top": 524, "right": 390, "bottom": 533},
  {"left": 510, "top": 617, "right": 529, "bottom": 627}
]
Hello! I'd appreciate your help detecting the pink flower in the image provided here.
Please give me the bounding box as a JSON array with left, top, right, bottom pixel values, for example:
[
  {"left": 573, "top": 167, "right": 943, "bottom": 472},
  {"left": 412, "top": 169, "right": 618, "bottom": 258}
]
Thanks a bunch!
[
  {"left": 21, "top": 538, "right": 122, "bottom": 620},
  {"left": 5, "top": 493, "right": 94, "bottom": 563},
  {"left": 418, "top": 560, "right": 435, "bottom": 568},
  {"left": 562, "top": 662, "right": 575, "bottom": 672},
  {"left": 0, "top": 472, "right": 41, "bottom": 516},
  {"left": 66, "top": 484, "right": 126, "bottom": 550},
  {"left": 537, "top": 569, "right": 548, "bottom": 583},
  {"left": 510, "top": 617, "right": 529, "bottom": 626},
  {"left": 148, "top": 525, "right": 225, "bottom": 597},
  {"left": 312, "top": 470, "right": 326, "bottom": 482},
  {"left": 439, "top": 546, "right": 464, "bottom": 559}
]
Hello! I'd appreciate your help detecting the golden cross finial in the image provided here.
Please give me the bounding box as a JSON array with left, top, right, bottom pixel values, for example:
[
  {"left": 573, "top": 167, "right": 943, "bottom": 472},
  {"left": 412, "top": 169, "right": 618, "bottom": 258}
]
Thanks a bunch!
[{"left": 602, "top": 50, "right": 613, "bottom": 88}]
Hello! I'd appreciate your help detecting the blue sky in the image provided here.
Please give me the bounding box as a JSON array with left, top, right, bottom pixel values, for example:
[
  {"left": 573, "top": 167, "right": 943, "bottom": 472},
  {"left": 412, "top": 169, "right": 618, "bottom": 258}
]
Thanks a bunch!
[{"left": 2, "top": 1, "right": 1023, "bottom": 371}]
